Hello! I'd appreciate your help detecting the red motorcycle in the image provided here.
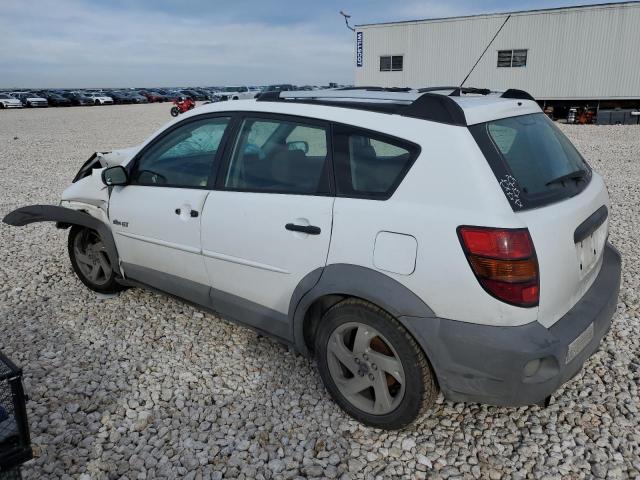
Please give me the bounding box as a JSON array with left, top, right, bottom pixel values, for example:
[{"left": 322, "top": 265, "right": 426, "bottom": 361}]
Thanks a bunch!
[{"left": 170, "top": 97, "right": 195, "bottom": 117}]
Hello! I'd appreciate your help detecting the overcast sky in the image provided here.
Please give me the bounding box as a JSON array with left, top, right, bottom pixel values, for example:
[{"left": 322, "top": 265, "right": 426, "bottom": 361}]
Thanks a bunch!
[{"left": 0, "top": 0, "right": 624, "bottom": 88}]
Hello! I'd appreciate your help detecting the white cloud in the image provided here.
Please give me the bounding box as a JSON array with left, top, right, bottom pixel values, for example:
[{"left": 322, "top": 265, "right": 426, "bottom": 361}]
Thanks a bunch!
[{"left": 0, "top": 0, "right": 354, "bottom": 87}]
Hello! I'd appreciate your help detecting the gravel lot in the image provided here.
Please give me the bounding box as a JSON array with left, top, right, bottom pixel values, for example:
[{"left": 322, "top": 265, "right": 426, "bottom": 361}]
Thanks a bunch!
[{"left": 1, "top": 104, "right": 639, "bottom": 480}]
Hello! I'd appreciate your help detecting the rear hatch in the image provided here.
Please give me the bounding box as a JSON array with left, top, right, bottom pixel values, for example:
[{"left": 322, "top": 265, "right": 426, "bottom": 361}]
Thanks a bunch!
[{"left": 470, "top": 113, "right": 610, "bottom": 327}]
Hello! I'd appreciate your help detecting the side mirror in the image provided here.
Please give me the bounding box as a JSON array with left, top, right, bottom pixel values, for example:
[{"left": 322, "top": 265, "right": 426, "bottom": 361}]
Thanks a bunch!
[
  {"left": 287, "top": 140, "right": 309, "bottom": 154},
  {"left": 101, "top": 165, "right": 128, "bottom": 186}
]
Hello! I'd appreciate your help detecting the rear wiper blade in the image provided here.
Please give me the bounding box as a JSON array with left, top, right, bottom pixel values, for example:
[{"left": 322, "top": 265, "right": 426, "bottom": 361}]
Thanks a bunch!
[{"left": 545, "top": 169, "right": 588, "bottom": 187}]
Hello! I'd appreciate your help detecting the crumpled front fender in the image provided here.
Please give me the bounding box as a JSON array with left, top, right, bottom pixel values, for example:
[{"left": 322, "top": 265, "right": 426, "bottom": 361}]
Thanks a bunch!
[{"left": 3, "top": 205, "right": 121, "bottom": 277}]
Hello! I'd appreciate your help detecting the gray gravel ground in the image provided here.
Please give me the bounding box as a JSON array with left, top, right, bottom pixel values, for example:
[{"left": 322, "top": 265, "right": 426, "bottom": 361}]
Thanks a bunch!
[{"left": 1, "top": 103, "right": 639, "bottom": 479}]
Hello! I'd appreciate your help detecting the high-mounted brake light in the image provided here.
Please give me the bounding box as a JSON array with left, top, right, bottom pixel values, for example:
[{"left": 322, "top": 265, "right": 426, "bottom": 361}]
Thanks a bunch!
[{"left": 458, "top": 226, "right": 539, "bottom": 307}]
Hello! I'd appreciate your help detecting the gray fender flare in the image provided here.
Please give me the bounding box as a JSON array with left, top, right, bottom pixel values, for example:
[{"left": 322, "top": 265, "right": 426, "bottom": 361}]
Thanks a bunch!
[
  {"left": 3, "top": 205, "right": 120, "bottom": 275},
  {"left": 289, "top": 263, "right": 436, "bottom": 355}
]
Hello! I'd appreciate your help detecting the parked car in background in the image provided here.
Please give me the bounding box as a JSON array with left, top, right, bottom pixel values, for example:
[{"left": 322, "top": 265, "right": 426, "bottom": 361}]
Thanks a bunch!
[
  {"left": 126, "top": 92, "right": 149, "bottom": 104},
  {"left": 85, "top": 92, "right": 114, "bottom": 105},
  {"left": 45, "top": 93, "right": 72, "bottom": 107},
  {"left": 139, "top": 90, "right": 166, "bottom": 103},
  {"left": 204, "top": 89, "right": 223, "bottom": 102},
  {"left": 0, "top": 93, "right": 23, "bottom": 108},
  {"left": 179, "top": 89, "right": 205, "bottom": 101},
  {"left": 106, "top": 91, "right": 132, "bottom": 104},
  {"left": 63, "top": 92, "right": 94, "bottom": 106},
  {"left": 14, "top": 93, "right": 48, "bottom": 107},
  {"left": 218, "top": 86, "right": 253, "bottom": 100},
  {"left": 191, "top": 89, "right": 210, "bottom": 100},
  {"left": 164, "top": 91, "right": 182, "bottom": 102},
  {"left": 261, "top": 84, "right": 296, "bottom": 93}
]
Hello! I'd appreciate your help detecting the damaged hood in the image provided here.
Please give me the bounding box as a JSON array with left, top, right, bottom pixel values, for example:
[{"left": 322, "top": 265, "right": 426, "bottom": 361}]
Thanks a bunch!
[
  {"left": 97, "top": 146, "right": 139, "bottom": 167},
  {"left": 71, "top": 146, "right": 140, "bottom": 184}
]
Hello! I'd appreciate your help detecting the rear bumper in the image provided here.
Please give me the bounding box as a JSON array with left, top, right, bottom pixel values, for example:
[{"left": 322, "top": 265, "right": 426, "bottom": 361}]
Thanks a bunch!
[{"left": 402, "top": 242, "right": 622, "bottom": 406}]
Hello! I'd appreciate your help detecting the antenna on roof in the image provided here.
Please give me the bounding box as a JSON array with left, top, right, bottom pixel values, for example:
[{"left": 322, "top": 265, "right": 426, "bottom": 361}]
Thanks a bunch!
[
  {"left": 459, "top": 14, "right": 511, "bottom": 88},
  {"left": 340, "top": 11, "right": 355, "bottom": 32}
]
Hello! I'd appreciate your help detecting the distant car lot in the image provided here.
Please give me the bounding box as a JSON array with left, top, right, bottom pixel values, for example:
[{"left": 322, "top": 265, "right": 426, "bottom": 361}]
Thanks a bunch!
[{"left": 0, "top": 84, "right": 346, "bottom": 110}]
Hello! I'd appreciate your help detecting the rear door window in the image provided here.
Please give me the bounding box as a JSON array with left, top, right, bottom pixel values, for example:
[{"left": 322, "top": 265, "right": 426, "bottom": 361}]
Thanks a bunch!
[
  {"left": 471, "top": 113, "right": 591, "bottom": 210},
  {"left": 333, "top": 126, "right": 419, "bottom": 199},
  {"left": 223, "top": 117, "right": 331, "bottom": 195}
]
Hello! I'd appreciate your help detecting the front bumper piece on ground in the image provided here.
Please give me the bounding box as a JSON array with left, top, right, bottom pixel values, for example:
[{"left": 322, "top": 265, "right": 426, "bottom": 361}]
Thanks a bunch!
[{"left": 402, "top": 242, "right": 622, "bottom": 407}]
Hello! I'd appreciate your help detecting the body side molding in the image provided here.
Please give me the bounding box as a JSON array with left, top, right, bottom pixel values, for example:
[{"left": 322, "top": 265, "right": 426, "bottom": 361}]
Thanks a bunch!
[
  {"left": 3, "top": 204, "right": 120, "bottom": 274},
  {"left": 121, "top": 262, "right": 292, "bottom": 341}
]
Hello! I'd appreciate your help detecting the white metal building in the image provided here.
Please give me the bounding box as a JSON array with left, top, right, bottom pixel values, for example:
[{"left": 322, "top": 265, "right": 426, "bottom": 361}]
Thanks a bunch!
[{"left": 354, "top": 2, "right": 640, "bottom": 102}]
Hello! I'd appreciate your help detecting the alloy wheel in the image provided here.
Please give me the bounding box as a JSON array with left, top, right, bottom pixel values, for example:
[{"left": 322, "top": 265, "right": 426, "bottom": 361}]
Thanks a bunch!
[
  {"left": 326, "top": 321, "right": 406, "bottom": 415},
  {"left": 73, "top": 230, "right": 112, "bottom": 286}
]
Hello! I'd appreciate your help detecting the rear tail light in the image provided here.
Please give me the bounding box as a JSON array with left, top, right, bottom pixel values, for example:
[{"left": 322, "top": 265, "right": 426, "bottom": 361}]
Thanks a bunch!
[{"left": 458, "top": 226, "right": 539, "bottom": 307}]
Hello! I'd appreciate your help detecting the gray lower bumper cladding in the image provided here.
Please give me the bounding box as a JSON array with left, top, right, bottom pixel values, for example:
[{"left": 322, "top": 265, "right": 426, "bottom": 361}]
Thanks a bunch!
[{"left": 402, "top": 242, "right": 622, "bottom": 407}]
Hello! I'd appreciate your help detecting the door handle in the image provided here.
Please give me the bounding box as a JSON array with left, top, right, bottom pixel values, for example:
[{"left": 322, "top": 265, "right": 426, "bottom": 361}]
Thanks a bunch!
[
  {"left": 175, "top": 208, "right": 199, "bottom": 218},
  {"left": 285, "top": 223, "right": 321, "bottom": 235}
]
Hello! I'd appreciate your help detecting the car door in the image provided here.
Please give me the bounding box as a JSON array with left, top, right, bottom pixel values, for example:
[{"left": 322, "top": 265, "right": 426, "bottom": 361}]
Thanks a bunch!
[
  {"left": 201, "top": 114, "right": 334, "bottom": 335},
  {"left": 109, "top": 114, "right": 232, "bottom": 292}
]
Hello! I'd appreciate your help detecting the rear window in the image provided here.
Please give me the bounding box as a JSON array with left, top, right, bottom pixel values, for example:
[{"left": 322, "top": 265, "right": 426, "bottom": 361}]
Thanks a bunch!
[{"left": 471, "top": 113, "right": 591, "bottom": 210}]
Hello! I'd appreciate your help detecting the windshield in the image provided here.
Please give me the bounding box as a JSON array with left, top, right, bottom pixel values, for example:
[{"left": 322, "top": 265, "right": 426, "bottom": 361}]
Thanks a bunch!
[{"left": 223, "top": 87, "right": 241, "bottom": 92}]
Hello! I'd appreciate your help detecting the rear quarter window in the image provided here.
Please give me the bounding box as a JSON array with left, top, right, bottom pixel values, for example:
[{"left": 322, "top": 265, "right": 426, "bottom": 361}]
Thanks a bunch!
[{"left": 333, "top": 125, "right": 420, "bottom": 200}]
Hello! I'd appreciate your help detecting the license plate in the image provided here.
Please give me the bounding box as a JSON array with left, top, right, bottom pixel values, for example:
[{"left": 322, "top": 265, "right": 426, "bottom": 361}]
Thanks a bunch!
[
  {"left": 576, "top": 222, "right": 607, "bottom": 279},
  {"left": 566, "top": 322, "right": 594, "bottom": 364}
]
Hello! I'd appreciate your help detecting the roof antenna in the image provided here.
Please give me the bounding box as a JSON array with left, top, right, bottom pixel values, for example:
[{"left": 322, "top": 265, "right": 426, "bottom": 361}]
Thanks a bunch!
[
  {"left": 459, "top": 14, "right": 511, "bottom": 88},
  {"left": 340, "top": 10, "right": 355, "bottom": 32}
]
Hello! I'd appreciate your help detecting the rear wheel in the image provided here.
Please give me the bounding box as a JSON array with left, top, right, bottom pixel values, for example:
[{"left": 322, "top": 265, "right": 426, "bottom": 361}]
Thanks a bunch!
[
  {"left": 170, "top": 106, "right": 180, "bottom": 117},
  {"left": 68, "top": 226, "right": 124, "bottom": 294},
  {"left": 315, "top": 299, "right": 438, "bottom": 429}
]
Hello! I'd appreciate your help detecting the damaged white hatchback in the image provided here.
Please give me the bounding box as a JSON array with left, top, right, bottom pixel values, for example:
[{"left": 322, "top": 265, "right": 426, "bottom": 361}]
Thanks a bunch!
[{"left": 4, "top": 87, "right": 621, "bottom": 429}]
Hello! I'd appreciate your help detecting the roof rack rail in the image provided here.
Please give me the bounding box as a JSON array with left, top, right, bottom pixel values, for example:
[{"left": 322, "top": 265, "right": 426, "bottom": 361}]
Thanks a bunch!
[
  {"left": 254, "top": 86, "right": 535, "bottom": 126},
  {"left": 449, "top": 87, "right": 493, "bottom": 96},
  {"left": 403, "top": 93, "right": 466, "bottom": 126},
  {"left": 337, "top": 86, "right": 413, "bottom": 92},
  {"left": 256, "top": 89, "right": 467, "bottom": 126},
  {"left": 417, "top": 86, "right": 535, "bottom": 100},
  {"left": 417, "top": 86, "right": 460, "bottom": 93},
  {"left": 501, "top": 88, "right": 536, "bottom": 101}
]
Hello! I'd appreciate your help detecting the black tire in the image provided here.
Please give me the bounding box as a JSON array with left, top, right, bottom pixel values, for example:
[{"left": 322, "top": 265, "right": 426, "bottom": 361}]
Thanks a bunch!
[
  {"left": 315, "top": 298, "right": 437, "bottom": 429},
  {"left": 68, "top": 226, "right": 125, "bottom": 294},
  {"left": 170, "top": 106, "right": 180, "bottom": 117}
]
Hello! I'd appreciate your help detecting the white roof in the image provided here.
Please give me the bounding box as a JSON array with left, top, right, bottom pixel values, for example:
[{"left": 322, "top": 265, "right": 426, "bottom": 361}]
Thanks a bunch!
[{"left": 451, "top": 96, "right": 541, "bottom": 125}]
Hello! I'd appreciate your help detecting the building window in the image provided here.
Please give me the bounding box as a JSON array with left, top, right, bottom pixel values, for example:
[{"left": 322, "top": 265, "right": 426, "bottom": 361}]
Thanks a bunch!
[
  {"left": 380, "top": 55, "right": 403, "bottom": 72},
  {"left": 497, "top": 49, "right": 527, "bottom": 68}
]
